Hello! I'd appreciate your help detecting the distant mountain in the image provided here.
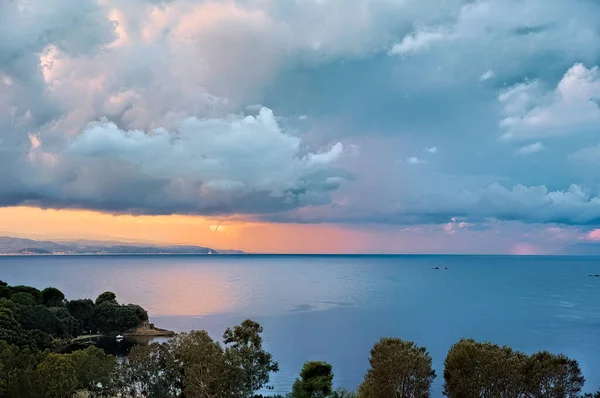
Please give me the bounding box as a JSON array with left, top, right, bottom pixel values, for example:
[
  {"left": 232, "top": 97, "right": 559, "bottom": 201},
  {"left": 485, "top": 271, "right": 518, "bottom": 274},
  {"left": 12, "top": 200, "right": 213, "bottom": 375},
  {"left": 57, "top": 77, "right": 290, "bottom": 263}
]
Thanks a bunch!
[{"left": 0, "top": 236, "right": 244, "bottom": 255}]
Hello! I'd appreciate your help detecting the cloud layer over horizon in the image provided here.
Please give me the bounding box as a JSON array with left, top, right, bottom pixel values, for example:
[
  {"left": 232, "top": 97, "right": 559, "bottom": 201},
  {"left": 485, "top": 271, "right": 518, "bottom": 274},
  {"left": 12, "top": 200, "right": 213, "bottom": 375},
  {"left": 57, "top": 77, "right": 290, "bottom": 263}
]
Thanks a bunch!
[{"left": 3, "top": 0, "right": 600, "bottom": 252}]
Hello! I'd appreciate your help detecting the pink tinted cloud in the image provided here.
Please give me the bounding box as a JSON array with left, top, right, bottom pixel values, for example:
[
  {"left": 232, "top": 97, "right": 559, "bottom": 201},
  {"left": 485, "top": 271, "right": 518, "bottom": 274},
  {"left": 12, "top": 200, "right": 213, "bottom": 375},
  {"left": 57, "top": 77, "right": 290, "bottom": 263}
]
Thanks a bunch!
[{"left": 587, "top": 229, "right": 600, "bottom": 241}]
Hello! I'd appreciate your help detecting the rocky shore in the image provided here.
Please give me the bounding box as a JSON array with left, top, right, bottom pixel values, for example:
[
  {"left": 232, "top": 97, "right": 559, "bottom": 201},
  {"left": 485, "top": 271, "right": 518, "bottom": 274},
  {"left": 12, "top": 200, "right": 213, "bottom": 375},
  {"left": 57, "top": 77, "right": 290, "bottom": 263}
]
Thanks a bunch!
[{"left": 123, "top": 322, "right": 176, "bottom": 337}]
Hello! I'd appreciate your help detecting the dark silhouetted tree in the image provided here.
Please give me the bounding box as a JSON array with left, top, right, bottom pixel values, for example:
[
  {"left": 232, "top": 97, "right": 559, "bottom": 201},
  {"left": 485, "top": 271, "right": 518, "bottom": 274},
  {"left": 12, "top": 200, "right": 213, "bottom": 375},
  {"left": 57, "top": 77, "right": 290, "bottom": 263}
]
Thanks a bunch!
[{"left": 95, "top": 291, "right": 117, "bottom": 306}]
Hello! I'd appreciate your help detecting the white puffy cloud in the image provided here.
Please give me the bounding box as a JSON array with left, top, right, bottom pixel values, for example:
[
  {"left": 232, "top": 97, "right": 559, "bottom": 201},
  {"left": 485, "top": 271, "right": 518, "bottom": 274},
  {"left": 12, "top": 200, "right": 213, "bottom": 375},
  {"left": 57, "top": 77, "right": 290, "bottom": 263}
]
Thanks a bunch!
[
  {"left": 500, "top": 64, "right": 600, "bottom": 140},
  {"left": 68, "top": 107, "right": 343, "bottom": 195}
]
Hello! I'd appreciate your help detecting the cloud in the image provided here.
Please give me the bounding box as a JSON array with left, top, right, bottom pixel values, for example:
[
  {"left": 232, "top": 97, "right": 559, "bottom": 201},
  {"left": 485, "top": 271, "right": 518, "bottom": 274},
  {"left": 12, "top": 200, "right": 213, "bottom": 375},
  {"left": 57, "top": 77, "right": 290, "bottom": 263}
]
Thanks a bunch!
[
  {"left": 500, "top": 63, "right": 600, "bottom": 140},
  {"left": 515, "top": 142, "right": 545, "bottom": 156},
  {"left": 7, "top": 108, "right": 347, "bottom": 215},
  {"left": 389, "top": 28, "right": 447, "bottom": 55},
  {"left": 2, "top": 0, "right": 600, "bottom": 236},
  {"left": 571, "top": 143, "right": 600, "bottom": 164},
  {"left": 479, "top": 70, "right": 495, "bottom": 81},
  {"left": 587, "top": 229, "right": 600, "bottom": 241},
  {"left": 406, "top": 157, "right": 426, "bottom": 165}
]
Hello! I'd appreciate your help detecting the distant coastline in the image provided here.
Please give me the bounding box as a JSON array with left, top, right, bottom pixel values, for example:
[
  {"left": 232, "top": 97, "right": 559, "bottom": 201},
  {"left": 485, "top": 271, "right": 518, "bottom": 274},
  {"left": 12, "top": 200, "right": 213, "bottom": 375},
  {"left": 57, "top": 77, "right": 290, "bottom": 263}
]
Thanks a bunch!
[{"left": 0, "top": 236, "right": 244, "bottom": 256}]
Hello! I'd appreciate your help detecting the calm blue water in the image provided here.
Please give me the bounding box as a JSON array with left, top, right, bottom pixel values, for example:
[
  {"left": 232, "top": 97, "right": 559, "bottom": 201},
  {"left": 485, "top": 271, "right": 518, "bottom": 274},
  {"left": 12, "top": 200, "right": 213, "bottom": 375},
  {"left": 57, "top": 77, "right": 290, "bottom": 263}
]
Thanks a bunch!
[{"left": 1, "top": 255, "right": 599, "bottom": 396}]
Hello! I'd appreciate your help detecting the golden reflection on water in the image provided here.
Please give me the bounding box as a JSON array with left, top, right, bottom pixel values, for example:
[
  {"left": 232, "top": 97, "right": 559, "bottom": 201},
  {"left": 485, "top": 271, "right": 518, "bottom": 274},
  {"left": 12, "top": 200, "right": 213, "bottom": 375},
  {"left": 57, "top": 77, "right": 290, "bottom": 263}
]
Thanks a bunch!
[{"left": 125, "top": 265, "right": 244, "bottom": 317}]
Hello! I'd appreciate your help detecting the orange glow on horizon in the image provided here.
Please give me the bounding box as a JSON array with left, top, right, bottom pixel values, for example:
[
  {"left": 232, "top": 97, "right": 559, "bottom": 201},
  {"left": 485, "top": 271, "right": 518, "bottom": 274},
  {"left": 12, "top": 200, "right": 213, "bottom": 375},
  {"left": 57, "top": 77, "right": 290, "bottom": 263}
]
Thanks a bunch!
[{"left": 0, "top": 206, "right": 371, "bottom": 254}]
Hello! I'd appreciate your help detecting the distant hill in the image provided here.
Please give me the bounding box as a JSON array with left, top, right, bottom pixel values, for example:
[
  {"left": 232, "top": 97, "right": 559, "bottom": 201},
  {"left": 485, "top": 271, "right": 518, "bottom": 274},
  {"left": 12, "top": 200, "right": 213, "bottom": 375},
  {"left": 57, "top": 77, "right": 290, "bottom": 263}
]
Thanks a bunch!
[{"left": 0, "top": 236, "right": 243, "bottom": 255}]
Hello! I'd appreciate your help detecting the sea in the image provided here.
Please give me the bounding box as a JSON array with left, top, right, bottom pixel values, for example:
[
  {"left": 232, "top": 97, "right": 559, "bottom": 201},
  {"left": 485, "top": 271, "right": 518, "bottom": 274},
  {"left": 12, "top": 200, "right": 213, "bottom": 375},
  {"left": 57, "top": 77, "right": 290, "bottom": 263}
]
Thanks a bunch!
[{"left": 1, "top": 254, "right": 599, "bottom": 396}]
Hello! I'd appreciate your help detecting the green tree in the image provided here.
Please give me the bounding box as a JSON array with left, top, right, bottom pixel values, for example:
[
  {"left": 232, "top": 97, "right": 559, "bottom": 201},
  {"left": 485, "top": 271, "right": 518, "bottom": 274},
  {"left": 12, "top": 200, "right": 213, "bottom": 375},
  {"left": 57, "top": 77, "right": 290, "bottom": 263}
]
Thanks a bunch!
[
  {"left": 0, "top": 285, "right": 12, "bottom": 299},
  {"left": 10, "top": 286, "right": 41, "bottom": 303},
  {"left": 91, "top": 302, "right": 147, "bottom": 334},
  {"left": 291, "top": 361, "right": 334, "bottom": 398},
  {"left": 359, "top": 338, "right": 435, "bottom": 398},
  {"left": 95, "top": 291, "right": 117, "bottom": 306},
  {"left": 0, "top": 341, "right": 39, "bottom": 397},
  {"left": 120, "top": 342, "right": 180, "bottom": 398},
  {"left": 35, "top": 352, "right": 79, "bottom": 398},
  {"left": 223, "top": 319, "right": 279, "bottom": 397},
  {"left": 522, "top": 351, "right": 584, "bottom": 398},
  {"left": 0, "top": 307, "right": 31, "bottom": 348},
  {"left": 41, "top": 287, "right": 65, "bottom": 307},
  {"left": 172, "top": 330, "right": 228, "bottom": 398},
  {"left": 51, "top": 307, "right": 82, "bottom": 337},
  {"left": 18, "top": 305, "right": 68, "bottom": 337},
  {"left": 443, "top": 339, "right": 526, "bottom": 398},
  {"left": 70, "top": 346, "right": 117, "bottom": 396},
  {"left": 10, "top": 292, "right": 35, "bottom": 307},
  {"left": 66, "top": 299, "right": 96, "bottom": 331}
]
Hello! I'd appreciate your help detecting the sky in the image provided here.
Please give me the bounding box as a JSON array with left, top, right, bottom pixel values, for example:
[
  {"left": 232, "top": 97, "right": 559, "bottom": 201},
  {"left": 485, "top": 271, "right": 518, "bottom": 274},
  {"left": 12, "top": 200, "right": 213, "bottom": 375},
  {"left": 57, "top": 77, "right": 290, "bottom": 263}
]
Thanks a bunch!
[{"left": 2, "top": 0, "right": 600, "bottom": 254}]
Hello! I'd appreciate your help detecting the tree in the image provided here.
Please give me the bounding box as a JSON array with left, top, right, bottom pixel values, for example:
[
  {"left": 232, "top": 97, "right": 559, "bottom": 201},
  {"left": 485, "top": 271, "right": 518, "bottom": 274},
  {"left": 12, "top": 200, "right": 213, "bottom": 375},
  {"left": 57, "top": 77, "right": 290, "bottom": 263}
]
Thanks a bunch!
[
  {"left": 172, "top": 330, "right": 228, "bottom": 398},
  {"left": 0, "top": 340, "right": 39, "bottom": 397},
  {"left": 70, "top": 346, "right": 117, "bottom": 396},
  {"left": 522, "top": 351, "right": 584, "bottom": 398},
  {"left": 18, "top": 305, "right": 68, "bottom": 337},
  {"left": 223, "top": 319, "right": 279, "bottom": 397},
  {"left": 35, "top": 352, "right": 79, "bottom": 398},
  {"left": 443, "top": 339, "right": 526, "bottom": 398},
  {"left": 51, "top": 307, "right": 82, "bottom": 337},
  {"left": 41, "top": 287, "right": 65, "bottom": 307},
  {"left": 91, "top": 302, "right": 147, "bottom": 334},
  {"left": 359, "top": 337, "right": 435, "bottom": 398},
  {"left": 10, "top": 286, "right": 41, "bottom": 303},
  {"left": 119, "top": 342, "right": 180, "bottom": 398},
  {"left": 0, "top": 286, "right": 12, "bottom": 299},
  {"left": 95, "top": 291, "right": 117, "bottom": 306},
  {"left": 67, "top": 299, "right": 96, "bottom": 331},
  {"left": 291, "top": 361, "right": 334, "bottom": 398},
  {"left": 583, "top": 391, "right": 600, "bottom": 398},
  {"left": 10, "top": 292, "right": 35, "bottom": 307},
  {"left": 0, "top": 307, "right": 31, "bottom": 348}
]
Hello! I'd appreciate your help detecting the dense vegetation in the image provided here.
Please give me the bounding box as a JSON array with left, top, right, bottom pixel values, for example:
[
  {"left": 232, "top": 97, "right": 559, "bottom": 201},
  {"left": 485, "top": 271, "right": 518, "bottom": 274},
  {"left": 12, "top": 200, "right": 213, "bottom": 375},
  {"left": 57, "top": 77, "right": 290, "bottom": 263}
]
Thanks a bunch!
[
  {"left": 1, "top": 281, "right": 599, "bottom": 397},
  {"left": 0, "top": 281, "right": 148, "bottom": 352}
]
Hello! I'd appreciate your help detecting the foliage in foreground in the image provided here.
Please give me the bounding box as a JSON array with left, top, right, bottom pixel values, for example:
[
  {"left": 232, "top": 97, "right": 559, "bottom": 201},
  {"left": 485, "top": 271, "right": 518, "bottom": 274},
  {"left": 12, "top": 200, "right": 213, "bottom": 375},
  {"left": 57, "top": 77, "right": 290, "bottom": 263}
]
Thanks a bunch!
[{"left": 1, "top": 280, "right": 600, "bottom": 398}]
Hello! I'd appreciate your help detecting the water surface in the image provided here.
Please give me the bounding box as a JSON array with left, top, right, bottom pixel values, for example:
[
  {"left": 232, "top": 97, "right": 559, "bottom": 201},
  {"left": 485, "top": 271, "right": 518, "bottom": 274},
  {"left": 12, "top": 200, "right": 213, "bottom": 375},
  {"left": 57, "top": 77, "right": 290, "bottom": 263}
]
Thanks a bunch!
[{"left": 1, "top": 255, "right": 599, "bottom": 396}]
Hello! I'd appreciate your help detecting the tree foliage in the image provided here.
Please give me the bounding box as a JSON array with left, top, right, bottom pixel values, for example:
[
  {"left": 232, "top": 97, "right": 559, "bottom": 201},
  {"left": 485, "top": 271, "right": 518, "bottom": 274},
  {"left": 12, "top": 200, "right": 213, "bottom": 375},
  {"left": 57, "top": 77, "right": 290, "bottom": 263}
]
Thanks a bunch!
[
  {"left": 66, "top": 299, "right": 96, "bottom": 331},
  {"left": 223, "top": 319, "right": 279, "bottom": 397},
  {"left": 291, "top": 361, "right": 334, "bottom": 398},
  {"left": 95, "top": 291, "right": 117, "bottom": 306},
  {"left": 359, "top": 337, "right": 436, "bottom": 398},
  {"left": 41, "top": 287, "right": 65, "bottom": 307},
  {"left": 119, "top": 342, "right": 180, "bottom": 398},
  {"left": 443, "top": 339, "right": 585, "bottom": 398}
]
